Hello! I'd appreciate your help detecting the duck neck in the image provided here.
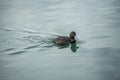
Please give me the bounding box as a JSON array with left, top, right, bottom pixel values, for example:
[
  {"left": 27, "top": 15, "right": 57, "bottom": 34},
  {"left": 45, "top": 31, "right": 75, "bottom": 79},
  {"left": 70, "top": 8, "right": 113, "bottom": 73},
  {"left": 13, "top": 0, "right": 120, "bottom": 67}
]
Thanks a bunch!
[{"left": 70, "top": 38, "right": 76, "bottom": 43}]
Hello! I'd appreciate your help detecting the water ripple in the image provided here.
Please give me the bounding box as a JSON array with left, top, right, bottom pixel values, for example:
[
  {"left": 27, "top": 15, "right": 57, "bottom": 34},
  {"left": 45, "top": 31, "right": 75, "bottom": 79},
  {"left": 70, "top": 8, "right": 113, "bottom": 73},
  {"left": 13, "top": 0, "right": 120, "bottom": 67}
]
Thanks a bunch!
[
  {"left": 90, "top": 35, "right": 110, "bottom": 40},
  {"left": 24, "top": 45, "right": 40, "bottom": 50},
  {"left": 2, "top": 48, "right": 15, "bottom": 52},
  {"left": 9, "top": 51, "right": 26, "bottom": 55}
]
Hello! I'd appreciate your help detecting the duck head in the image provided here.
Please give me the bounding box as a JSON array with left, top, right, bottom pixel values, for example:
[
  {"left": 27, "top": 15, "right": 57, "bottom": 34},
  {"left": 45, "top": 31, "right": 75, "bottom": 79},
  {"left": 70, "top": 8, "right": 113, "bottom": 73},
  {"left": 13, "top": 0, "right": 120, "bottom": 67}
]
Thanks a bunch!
[{"left": 69, "top": 31, "right": 76, "bottom": 43}]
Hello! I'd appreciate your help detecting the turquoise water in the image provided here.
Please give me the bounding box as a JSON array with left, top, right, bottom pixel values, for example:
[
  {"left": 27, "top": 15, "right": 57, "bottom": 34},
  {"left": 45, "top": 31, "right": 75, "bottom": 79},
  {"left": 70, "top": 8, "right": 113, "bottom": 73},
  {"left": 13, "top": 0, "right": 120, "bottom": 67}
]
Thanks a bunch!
[{"left": 0, "top": 0, "right": 120, "bottom": 80}]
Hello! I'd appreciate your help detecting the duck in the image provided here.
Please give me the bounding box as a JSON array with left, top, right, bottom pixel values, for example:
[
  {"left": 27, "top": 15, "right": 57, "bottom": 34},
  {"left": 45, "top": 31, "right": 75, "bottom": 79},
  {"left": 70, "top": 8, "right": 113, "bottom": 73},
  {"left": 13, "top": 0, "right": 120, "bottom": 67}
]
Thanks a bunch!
[{"left": 53, "top": 31, "right": 76, "bottom": 45}]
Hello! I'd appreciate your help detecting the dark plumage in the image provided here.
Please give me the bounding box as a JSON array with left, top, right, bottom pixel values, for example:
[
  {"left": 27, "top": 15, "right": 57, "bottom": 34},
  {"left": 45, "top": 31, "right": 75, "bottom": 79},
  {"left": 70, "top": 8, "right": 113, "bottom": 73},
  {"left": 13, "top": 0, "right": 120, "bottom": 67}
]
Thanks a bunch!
[{"left": 53, "top": 31, "right": 76, "bottom": 45}]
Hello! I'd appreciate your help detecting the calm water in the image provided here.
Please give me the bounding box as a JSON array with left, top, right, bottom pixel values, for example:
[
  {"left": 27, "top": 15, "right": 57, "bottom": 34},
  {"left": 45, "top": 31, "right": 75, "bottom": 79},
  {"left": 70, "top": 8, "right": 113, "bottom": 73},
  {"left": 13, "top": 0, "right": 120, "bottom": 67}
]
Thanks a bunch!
[{"left": 0, "top": 0, "right": 120, "bottom": 80}]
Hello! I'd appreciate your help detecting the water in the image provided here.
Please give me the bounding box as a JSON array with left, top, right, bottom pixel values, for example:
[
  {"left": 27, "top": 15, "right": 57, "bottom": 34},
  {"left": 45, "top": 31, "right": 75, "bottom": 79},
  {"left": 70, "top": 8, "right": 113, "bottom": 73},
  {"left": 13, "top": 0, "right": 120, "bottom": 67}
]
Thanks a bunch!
[{"left": 0, "top": 0, "right": 120, "bottom": 80}]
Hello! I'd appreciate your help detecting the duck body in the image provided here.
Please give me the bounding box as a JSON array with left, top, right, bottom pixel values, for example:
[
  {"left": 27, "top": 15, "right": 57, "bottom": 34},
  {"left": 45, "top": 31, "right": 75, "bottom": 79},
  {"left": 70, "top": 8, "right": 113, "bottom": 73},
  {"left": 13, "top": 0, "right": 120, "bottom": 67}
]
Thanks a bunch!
[
  {"left": 53, "top": 31, "right": 76, "bottom": 46},
  {"left": 53, "top": 36, "right": 70, "bottom": 45}
]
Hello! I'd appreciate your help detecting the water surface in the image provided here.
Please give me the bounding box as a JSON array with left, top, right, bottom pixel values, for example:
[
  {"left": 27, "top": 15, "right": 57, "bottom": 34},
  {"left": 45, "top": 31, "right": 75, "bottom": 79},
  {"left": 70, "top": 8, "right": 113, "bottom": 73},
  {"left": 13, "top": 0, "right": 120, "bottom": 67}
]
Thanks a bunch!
[{"left": 0, "top": 0, "right": 120, "bottom": 80}]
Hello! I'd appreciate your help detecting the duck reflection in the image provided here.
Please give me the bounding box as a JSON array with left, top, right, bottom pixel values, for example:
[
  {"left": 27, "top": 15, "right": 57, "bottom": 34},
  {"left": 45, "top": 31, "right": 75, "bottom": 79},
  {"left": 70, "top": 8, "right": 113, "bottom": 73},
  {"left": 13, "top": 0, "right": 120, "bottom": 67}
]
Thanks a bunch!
[
  {"left": 56, "top": 42, "right": 79, "bottom": 52},
  {"left": 70, "top": 42, "right": 79, "bottom": 52},
  {"left": 57, "top": 44, "right": 70, "bottom": 49}
]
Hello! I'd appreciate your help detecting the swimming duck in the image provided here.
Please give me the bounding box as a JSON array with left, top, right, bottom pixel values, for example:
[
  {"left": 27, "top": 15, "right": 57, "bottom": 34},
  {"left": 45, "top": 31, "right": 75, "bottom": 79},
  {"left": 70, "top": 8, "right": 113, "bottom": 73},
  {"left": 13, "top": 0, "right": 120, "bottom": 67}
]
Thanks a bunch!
[{"left": 53, "top": 31, "right": 76, "bottom": 45}]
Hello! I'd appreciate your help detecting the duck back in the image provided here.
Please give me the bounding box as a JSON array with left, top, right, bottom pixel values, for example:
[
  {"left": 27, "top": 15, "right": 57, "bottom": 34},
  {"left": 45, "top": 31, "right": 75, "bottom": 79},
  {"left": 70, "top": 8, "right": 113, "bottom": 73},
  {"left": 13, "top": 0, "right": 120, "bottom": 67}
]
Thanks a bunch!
[{"left": 53, "top": 36, "right": 70, "bottom": 45}]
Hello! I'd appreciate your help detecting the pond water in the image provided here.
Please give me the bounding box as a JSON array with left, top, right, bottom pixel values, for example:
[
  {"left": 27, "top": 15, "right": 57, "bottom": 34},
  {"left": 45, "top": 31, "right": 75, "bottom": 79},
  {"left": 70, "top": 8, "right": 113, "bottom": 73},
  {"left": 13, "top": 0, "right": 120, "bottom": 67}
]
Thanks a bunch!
[{"left": 0, "top": 0, "right": 120, "bottom": 80}]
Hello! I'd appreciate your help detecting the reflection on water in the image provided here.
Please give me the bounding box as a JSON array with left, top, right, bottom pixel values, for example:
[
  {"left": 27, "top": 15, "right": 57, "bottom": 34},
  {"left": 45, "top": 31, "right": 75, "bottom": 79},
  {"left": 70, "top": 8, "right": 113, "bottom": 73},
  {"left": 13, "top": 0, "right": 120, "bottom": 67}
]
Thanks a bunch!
[
  {"left": 54, "top": 41, "right": 79, "bottom": 52},
  {"left": 0, "top": 0, "right": 120, "bottom": 80},
  {"left": 71, "top": 42, "right": 79, "bottom": 52}
]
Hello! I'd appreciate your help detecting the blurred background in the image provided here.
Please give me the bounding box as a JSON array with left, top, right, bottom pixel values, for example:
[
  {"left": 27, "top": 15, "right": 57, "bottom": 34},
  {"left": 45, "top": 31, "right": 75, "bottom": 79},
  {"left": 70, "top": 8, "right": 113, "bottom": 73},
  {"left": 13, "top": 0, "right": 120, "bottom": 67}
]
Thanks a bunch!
[{"left": 0, "top": 0, "right": 120, "bottom": 80}]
